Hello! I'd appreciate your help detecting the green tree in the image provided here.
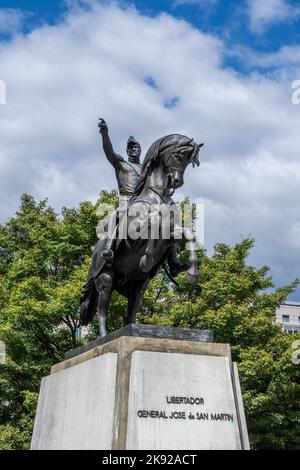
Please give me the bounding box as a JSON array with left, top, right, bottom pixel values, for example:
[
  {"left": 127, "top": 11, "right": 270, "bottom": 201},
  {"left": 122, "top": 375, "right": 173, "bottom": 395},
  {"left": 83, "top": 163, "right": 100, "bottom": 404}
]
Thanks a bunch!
[
  {"left": 0, "top": 192, "right": 108, "bottom": 448},
  {"left": 0, "top": 192, "right": 299, "bottom": 449}
]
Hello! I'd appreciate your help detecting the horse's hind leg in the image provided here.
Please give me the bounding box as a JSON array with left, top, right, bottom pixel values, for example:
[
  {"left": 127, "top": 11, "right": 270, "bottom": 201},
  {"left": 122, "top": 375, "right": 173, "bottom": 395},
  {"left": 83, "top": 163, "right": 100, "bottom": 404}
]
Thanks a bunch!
[
  {"left": 95, "top": 272, "right": 113, "bottom": 337},
  {"left": 125, "top": 278, "right": 150, "bottom": 326}
]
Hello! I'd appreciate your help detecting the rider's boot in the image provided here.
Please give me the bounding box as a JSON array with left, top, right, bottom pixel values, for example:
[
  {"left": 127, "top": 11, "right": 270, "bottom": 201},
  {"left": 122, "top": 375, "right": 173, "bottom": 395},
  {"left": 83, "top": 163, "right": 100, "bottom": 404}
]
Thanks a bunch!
[
  {"left": 101, "top": 209, "right": 121, "bottom": 267},
  {"left": 101, "top": 237, "right": 116, "bottom": 267},
  {"left": 101, "top": 248, "right": 114, "bottom": 264}
]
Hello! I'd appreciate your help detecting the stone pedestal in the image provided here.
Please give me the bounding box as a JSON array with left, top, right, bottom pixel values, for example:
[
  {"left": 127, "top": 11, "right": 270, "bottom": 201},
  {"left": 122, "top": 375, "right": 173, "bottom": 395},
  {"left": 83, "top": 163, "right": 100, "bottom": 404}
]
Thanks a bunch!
[{"left": 31, "top": 325, "right": 249, "bottom": 450}]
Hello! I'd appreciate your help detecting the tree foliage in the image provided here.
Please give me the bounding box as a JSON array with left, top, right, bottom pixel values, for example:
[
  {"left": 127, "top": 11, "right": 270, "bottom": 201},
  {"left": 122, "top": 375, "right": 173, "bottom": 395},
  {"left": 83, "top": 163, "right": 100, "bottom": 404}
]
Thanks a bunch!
[{"left": 0, "top": 192, "right": 299, "bottom": 449}]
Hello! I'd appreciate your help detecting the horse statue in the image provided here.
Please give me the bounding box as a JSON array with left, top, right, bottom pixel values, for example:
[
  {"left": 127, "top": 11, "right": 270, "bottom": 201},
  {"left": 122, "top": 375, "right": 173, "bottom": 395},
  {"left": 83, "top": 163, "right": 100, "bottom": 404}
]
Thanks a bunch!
[{"left": 80, "top": 134, "right": 203, "bottom": 336}]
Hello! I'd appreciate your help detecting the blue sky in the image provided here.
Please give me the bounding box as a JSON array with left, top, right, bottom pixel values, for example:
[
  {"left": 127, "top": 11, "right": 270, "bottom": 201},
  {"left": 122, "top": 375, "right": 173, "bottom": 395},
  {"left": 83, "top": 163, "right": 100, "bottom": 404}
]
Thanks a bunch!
[
  {"left": 1, "top": 0, "right": 300, "bottom": 59},
  {"left": 0, "top": 0, "right": 300, "bottom": 299}
]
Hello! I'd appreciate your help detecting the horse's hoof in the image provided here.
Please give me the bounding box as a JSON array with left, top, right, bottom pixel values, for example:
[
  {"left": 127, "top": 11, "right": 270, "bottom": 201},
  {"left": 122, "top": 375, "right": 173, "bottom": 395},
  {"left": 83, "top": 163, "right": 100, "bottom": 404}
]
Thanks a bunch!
[
  {"left": 186, "top": 272, "right": 199, "bottom": 285},
  {"left": 169, "top": 261, "right": 189, "bottom": 277}
]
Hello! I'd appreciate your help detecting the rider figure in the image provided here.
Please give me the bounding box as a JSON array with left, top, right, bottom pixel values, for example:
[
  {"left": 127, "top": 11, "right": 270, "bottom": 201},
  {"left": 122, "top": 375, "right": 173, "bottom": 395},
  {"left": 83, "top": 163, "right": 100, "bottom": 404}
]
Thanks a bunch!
[
  {"left": 98, "top": 118, "right": 187, "bottom": 277},
  {"left": 98, "top": 118, "right": 142, "bottom": 262}
]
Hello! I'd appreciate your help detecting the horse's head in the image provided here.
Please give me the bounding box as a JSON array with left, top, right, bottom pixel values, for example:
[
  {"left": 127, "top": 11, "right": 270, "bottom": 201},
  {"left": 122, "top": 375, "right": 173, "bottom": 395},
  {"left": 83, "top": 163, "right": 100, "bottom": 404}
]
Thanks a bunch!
[
  {"left": 159, "top": 134, "right": 203, "bottom": 190},
  {"left": 135, "top": 134, "right": 204, "bottom": 196}
]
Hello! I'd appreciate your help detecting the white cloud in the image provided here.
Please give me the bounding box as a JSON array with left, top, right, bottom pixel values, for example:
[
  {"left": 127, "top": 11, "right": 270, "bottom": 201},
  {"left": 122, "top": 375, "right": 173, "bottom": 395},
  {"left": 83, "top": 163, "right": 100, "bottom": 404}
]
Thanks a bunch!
[
  {"left": 247, "top": 0, "right": 300, "bottom": 34},
  {"left": 0, "top": 0, "right": 299, "bottom": 294},
  {"left": 0, "top": 8, "right": 25, "bottom": 34},
  {"left": 231, "top": 44, "right": 300, "bottom": 70}
]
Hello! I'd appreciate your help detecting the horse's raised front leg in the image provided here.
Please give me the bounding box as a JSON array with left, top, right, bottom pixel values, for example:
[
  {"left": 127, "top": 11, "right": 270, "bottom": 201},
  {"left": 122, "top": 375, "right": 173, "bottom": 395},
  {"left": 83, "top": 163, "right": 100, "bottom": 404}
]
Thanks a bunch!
[
  {"left": 183, "top": 228, "right": 199, "bottom": 284},
  {"left": 171, "top": 226, "right": 199, "bottom": 285},
  {"left": 125, "top": 278, "right": 150, "bottom": 326},
  {"left": 95, "top": 272, "right": 114, "bottom": 337}
]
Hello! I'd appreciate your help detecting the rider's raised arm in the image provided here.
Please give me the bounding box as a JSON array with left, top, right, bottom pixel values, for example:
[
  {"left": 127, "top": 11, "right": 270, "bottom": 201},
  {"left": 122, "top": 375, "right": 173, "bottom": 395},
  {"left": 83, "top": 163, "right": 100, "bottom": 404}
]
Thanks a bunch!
[{"left": 98, "top": 118, "right": 124, "bottom": 169}]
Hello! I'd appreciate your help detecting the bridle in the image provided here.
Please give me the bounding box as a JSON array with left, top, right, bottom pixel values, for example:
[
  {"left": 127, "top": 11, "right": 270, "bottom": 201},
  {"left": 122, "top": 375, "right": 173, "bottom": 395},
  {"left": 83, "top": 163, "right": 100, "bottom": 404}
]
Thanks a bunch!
[{"left": 164, "top": 147, "right": 187, "bottom": 196}]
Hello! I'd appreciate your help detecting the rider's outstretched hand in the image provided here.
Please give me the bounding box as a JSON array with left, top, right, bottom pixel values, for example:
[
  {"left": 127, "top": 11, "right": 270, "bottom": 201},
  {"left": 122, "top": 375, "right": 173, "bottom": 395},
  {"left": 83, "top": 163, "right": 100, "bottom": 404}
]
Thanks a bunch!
[{"left": 98, "top": 118, "right": 108, "bottom": 133}]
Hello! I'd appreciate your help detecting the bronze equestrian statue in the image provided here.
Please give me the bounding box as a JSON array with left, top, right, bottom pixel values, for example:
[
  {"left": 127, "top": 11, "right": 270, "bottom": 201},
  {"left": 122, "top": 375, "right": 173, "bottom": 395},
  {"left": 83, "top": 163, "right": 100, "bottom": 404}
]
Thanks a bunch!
[{"left": 80, "top": 121, "right": 203, "bottom": 336}]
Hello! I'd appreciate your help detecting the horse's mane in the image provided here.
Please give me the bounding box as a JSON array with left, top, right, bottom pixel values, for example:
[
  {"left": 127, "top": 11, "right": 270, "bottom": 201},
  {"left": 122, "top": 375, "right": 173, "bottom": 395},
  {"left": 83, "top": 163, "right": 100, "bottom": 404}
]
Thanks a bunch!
[{"left": 135, "top": 134, "right": 201, "bottom": 196}]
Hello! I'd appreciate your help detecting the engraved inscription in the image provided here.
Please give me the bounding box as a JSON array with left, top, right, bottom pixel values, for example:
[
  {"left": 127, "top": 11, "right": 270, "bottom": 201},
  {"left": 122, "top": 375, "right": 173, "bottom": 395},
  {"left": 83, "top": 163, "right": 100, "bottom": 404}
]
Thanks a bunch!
[
  {"left": 166, "top": 396, "right": 204, "bottom": 405},
  {"left": 137, "top": 395, "right": 234, "bottom": 423}
]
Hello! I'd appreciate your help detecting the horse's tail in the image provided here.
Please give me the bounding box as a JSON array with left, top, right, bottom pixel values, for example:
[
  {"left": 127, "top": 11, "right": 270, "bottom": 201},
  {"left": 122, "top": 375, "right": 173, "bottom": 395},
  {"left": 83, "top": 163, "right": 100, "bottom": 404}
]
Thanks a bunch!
[{"left": 80, "top": 276, "right": 98, "bottom": 326}]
